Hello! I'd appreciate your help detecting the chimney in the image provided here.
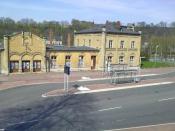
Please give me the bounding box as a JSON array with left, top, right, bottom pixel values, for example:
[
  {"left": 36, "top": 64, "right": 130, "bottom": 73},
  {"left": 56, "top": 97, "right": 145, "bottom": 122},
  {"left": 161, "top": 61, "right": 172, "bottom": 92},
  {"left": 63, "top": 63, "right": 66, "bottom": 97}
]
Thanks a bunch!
[
  {"left": 116, "top": 21, "right": 121, "bottom": 29},
  {"left": 49, "top": 29, "right": 53, "bottom": 44},
  {"left": 67, "top": 33, "right": 71, "bottom": 47}
]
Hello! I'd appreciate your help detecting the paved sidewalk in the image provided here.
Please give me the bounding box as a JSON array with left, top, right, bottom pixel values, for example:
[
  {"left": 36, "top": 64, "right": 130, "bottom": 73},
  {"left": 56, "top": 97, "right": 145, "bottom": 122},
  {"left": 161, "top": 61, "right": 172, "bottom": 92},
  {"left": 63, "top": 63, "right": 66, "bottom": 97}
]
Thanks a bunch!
[{"left": 0, "top": 67, "right": 175, "bottom": 91}]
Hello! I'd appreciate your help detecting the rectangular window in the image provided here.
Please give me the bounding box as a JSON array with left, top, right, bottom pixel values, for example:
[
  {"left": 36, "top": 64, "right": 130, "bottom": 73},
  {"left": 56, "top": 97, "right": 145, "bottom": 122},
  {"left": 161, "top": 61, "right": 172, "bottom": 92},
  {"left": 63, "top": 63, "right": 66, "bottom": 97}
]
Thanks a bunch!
[
  {"left": 130, "top": 56, "right": 134, "bottom": 63},
  {"left": 51, "top": 56, "right": 57, "bottom": 69},
  {"left": 89, "top": 39, "right": 91, "bottom": 47},
  {"left": 77, "top": 39, "right": 79, "bottom": 46},
  {"left": 119, "top": 56, "right": 124, "bottom": 64},
  {"left": 109, "top": 40, "right": 113, "bottom": 48},
  {"left": 120, "top": 41, "right": 124, "bottom": 48},
  {"left": 107, "top": 56, "right": 112, "bottom": 63},
  {"left": 131, "top": 41, "right": 135, "bottom": 48},
  {"left": 83, "top": 39, "right": 85, "bottom": 46},
  {"left": 78, "top": 56, "right": 84, "bottom": 68}
]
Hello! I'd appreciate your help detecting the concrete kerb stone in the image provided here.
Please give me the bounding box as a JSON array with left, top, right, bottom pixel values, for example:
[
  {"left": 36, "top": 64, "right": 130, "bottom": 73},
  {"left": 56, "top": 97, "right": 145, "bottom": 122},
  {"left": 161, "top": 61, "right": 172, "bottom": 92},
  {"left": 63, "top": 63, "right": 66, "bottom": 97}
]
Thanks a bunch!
[{"left": 42, "top": 81, "right": 174, "bottom": 98}]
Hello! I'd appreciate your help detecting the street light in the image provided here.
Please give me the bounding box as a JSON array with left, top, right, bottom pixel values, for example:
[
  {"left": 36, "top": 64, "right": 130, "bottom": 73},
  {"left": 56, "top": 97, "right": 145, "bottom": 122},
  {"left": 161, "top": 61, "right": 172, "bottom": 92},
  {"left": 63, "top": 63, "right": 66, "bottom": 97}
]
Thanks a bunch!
[{"left": 155, "top": 45, "right": 159, "bottom": 63}]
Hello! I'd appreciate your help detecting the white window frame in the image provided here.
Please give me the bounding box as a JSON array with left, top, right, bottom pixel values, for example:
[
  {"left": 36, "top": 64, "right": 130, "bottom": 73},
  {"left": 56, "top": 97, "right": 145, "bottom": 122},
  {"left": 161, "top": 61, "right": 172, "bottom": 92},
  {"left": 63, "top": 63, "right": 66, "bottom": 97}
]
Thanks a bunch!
[
  {"left": 107, "top": 56, "right": 112, "bottom": 63},
  {"left": 130, "top": 56, "right": 134, "bottom": 63},
  {"left": 51, "top": 56, "right": 57, "bottom": 69},
  {"left": 109, "top": 40, "right": 113, "bottom": 48},
  {"left": 78, "top": 56, "right": 84, "bottom": 68},
  {"left": 120, "top": 41, "right": 124, "bottom": 48},
  {"left": 131, "top": 41, "right": 135, "bottom": 48}
]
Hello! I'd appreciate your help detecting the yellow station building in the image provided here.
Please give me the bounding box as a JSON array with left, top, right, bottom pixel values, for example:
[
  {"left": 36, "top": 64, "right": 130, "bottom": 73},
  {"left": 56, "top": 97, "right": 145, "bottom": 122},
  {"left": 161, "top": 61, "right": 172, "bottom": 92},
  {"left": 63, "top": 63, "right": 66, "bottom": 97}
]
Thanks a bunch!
[
  {"left": 74, "top": 23, "right": 141, "bottom": 70},
  {"left": 0, "top": 23, "right": 141, "bottom": 74}
]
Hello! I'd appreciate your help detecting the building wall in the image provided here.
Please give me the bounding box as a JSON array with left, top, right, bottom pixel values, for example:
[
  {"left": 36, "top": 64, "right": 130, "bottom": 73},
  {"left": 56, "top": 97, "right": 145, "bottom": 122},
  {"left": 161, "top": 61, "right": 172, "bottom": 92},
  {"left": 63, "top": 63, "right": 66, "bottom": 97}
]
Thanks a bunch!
[
  {"left": 49, "top": 51, "right": 99, "bottom": 71},
  {"left": 1, "top": 32, "right": 46, "bottom": 74},
  {"left": 74, "top": 32, "right": 105, "bottom": 69},
  {"left": 74, "top": 32, "right": 141, "bottom": 69},
  {"left": 0, "top": 31, "right": 141, "bottom": 74},
  {"left": 1, "top": 36, "right": 9, "bottom": 74}
]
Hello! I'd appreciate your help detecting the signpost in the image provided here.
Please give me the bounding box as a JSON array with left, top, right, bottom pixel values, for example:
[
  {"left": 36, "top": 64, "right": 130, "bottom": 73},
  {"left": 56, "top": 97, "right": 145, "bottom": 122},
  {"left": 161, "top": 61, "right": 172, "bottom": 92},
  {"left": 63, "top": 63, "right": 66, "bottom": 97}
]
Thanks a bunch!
[{"left": 64, "top": 62, "right": 70, "bottom": 93}]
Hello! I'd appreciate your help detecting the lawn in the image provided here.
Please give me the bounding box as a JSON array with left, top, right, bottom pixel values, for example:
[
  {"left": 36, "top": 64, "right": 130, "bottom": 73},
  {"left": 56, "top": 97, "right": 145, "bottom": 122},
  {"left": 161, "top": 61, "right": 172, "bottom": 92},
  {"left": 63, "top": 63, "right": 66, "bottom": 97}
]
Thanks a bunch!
[{"left": 141, "top": 61, "right": 175, "bottom": 68}]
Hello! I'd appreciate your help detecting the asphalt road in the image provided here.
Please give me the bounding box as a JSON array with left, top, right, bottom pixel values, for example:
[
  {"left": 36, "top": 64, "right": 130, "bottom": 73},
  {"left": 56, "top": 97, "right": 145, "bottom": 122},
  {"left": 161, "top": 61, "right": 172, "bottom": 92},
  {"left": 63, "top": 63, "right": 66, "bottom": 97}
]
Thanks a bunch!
[{"left": 0, "top": 72, "right": 175, "bottom": 131}]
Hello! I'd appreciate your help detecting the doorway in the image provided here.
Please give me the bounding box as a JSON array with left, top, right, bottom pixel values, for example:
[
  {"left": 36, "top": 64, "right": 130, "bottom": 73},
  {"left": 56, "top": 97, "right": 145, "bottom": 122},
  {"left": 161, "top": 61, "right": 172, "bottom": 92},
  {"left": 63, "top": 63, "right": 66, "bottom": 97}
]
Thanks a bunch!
[
  {"left": 22, "top": 61, "right": 30, "bottom": 72},
  {"left": 91, "top": 56, "right": 96, "bottom": 70},
  {"left": 33, "top": 60, "right": 41, "bottom": 72},
  {"left": 10, "top": 61, "right": 19, "bottom": 73}
]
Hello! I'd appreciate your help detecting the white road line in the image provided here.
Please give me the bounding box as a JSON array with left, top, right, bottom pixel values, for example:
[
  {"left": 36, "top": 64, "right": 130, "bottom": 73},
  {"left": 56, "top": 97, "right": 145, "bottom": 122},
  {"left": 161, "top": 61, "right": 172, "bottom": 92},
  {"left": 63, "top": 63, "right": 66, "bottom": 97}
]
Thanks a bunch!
[
  {"left": 42, "top": 81, "right": 174, "bottom": 97},
  {"left": 158, "top": 97, "right": 175, "bottom": 102},
  {"left": 7, "top": 119, "right": 39, "bottom": 126},
  {"left": 98, "top": 106, "right": 122, "bottom": 112},
  {"left": 0, "top": 129, "right": 4, "bottom": 131},
  {"left": 75, "top": 82, "right": 174, "bottom": 95},
  {"left": 104, "top": 122, "right": 175, "bottom": 131}
]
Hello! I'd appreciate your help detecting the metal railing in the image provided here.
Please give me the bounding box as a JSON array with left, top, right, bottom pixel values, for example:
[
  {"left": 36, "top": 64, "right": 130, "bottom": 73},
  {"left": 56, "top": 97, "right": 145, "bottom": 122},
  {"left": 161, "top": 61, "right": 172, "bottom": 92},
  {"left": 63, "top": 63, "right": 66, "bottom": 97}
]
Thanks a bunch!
[{"left": 108, "top": 64, "right": 140, "bottom": 84}]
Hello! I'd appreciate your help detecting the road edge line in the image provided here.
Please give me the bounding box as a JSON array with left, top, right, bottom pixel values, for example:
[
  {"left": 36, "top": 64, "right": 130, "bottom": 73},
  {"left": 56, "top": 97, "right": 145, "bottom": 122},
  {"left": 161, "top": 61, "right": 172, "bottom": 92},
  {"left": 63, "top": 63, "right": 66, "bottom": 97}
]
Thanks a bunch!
[{"left": 104, "top": 122, "right": 175, "bottom": 131}]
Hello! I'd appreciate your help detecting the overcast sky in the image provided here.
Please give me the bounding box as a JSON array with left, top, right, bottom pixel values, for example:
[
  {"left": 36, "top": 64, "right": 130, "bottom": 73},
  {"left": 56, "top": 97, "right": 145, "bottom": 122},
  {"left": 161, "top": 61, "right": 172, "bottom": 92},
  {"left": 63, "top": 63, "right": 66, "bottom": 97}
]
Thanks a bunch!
[{"left": 0, "top": 0, "right": 175, "bottom": 24}]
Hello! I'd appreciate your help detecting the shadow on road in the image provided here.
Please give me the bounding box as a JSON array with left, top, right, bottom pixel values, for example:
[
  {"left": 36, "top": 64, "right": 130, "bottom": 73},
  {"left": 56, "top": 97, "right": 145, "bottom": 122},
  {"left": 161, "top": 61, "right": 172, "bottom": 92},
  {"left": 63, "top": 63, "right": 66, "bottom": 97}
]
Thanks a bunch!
[{"left": 0, "top": 93, "right": 99, "bottom": 131}]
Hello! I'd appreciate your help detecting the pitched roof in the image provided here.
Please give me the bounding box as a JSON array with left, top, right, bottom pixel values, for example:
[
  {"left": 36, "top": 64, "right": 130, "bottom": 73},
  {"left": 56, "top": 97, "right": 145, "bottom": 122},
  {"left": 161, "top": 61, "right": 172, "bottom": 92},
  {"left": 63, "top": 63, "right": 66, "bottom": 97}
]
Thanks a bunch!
[
  {"left": 75, "top": 23, "right": 141, "bottom": 35},
  {"left": 45, "top": 35, "right": 62, "bottom": 41},
  {"left": 46, "top": 45, "right": 99, "bottom": 52}
]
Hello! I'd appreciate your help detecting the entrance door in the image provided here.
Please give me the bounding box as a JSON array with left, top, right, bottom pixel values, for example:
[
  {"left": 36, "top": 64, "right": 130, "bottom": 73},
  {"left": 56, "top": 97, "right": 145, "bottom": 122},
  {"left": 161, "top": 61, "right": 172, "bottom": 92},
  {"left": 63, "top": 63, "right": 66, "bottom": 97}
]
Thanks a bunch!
[
  {"left": 22, "top": 61, "right": 30, "bottom": 72},
  {"left": 91, "top": 56, "right": 96, "bottom": 70},
  {"left": 33, "top": 60, "right": 41, "bottom": 72},
  {"left": 10, "top": 61, "right": 19, "bottom": 73}
]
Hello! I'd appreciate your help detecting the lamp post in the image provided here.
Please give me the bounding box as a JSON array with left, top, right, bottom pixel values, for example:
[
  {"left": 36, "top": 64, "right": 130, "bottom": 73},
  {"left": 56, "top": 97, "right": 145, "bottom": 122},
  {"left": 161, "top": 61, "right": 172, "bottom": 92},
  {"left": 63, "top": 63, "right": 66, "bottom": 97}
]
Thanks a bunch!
[
  {"left": 155, "top": 45, "right": 159, "bottom": 63},
  {"left": 45, "top": 51, "right": 50, "bottom": 72}
]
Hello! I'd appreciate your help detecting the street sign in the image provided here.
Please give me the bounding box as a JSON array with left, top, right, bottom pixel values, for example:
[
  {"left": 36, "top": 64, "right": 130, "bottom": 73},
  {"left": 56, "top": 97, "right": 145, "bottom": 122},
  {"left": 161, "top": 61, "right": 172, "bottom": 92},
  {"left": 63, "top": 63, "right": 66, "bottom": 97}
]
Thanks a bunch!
[
  {"left": 64, "top": 62, "right": 71, "bottom": 93},
  {"left": 64, "top": 65, "right": 70, "bottom": 75}
]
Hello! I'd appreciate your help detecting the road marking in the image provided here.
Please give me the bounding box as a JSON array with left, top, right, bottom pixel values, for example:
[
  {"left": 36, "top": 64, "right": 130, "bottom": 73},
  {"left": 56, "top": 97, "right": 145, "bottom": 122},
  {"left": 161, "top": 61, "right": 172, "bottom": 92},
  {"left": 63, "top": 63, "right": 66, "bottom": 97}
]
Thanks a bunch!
[
  {"left": 98, "top": 106, "right": 122, "bottom": 112},
  {"left": 42, "top": 81, "right": 174, "bottom": 97},
  {"left": 75, "top": 82, "right": 174, "bottom": 95},
  {"left": 77, "top": 74, "right": 157, "bottom": 82},
  {"left": 7, "top": 119, "right": 39, "bottom": 127},
  {"left": 104, "top": 122, "right": 175, "bottom": 131},
  {"left": 41, "top": 94, "right": 47, "bottom": 98},
  {"left": 158, "top": 97, "right": 175, "bottom": 102},
  {"left": 0, "top": 129, "right": 4, "bottom": 131}
]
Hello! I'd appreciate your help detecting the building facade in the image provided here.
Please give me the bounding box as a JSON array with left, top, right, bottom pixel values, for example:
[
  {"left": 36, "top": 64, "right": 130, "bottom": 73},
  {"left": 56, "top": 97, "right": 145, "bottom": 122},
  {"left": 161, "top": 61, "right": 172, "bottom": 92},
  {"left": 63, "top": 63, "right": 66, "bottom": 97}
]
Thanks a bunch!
[
  {"left": 0, "top": 32, "right": 99, "bottom": 74},
  {"left": 0, "top": 32, "right": 46, "bottom": 74},
  {"left": 74, "top": 23, "right": 141, "bottom": 70},
  {"left": 47, "top": 45, "right": 99, "bottom": 71},
  {"left": 0, "top": 23, "right": 141, "bottom": 74}
]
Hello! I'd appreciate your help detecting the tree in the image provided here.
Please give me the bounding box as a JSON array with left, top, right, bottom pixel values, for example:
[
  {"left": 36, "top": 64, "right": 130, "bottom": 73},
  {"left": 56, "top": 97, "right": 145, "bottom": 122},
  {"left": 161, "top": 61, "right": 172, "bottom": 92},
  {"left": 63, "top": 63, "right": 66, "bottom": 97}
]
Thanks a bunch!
[{"left": 170, "top": 22, "right": 175, "bottom": 27}]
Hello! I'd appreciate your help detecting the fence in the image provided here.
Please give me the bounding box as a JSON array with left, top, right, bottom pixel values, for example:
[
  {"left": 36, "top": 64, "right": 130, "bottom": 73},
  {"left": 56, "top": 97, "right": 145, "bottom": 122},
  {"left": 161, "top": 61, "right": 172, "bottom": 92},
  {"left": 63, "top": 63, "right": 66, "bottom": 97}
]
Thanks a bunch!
[{"left": 109, "top": 64, "right": 140, "bottom": 84}]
